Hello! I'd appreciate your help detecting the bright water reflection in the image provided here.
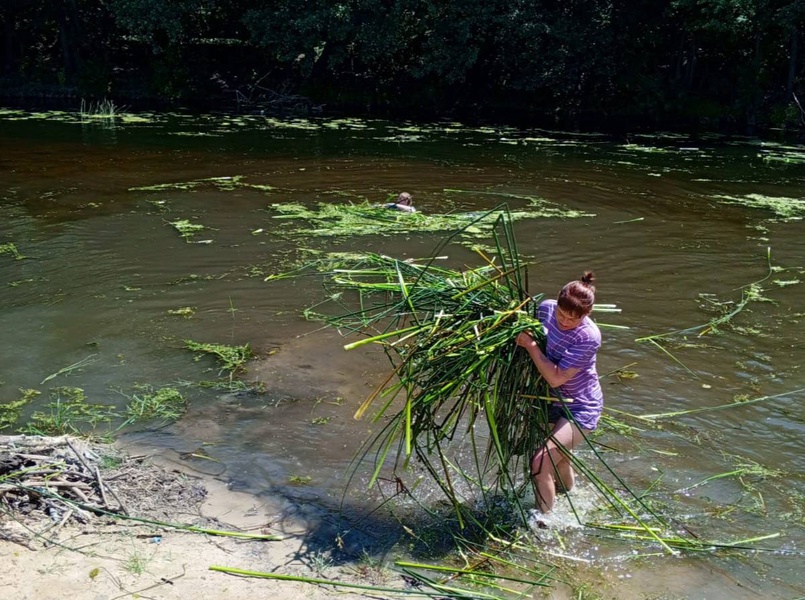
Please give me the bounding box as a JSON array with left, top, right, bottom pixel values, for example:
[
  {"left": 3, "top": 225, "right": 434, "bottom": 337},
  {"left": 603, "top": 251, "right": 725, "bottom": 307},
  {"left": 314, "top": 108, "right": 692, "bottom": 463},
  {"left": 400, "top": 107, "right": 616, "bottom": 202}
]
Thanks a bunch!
[{"left": 1, "top": 110, "right": 804, "bottom": 598}]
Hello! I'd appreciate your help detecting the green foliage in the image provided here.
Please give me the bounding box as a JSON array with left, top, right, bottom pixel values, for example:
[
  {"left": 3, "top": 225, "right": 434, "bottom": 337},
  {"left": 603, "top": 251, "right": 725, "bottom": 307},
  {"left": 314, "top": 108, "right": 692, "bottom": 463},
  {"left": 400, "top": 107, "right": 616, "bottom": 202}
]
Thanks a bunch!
[
  {"left": 769, "top": 102, "right": 802, "bottom": 128},
  {"left": 110, "top": 0, "right": 221, "bottom": 50},
  {"left": 3, "top": 0, "right": 805, "bottom": 128}
]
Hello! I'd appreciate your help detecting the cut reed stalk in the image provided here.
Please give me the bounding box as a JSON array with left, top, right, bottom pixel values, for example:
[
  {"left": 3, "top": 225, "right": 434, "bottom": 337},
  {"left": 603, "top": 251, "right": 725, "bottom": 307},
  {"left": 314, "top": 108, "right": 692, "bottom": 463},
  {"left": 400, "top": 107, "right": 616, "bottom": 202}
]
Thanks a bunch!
[{"left": 617, "top": 387, "right": 805, "bottom": 421}]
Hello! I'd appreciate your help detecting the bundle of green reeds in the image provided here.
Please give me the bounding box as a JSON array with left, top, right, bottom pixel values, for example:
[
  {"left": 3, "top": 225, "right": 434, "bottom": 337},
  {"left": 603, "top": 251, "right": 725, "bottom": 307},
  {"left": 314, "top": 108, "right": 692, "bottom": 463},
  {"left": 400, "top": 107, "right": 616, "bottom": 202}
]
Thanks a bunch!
[
  {"left": 287, "top": 209, "right": 557, "bottom": 523},
  {"left": 269, "top": 207, "right": 778, "bottom": 555}
]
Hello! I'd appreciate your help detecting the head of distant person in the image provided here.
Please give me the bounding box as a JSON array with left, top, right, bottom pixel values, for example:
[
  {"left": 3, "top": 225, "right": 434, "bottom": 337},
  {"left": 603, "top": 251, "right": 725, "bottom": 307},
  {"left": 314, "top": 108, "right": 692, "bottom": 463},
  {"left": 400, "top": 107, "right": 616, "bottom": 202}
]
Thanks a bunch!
[{"left": 396, "top": 192, "right": 413, "bottom": 206}]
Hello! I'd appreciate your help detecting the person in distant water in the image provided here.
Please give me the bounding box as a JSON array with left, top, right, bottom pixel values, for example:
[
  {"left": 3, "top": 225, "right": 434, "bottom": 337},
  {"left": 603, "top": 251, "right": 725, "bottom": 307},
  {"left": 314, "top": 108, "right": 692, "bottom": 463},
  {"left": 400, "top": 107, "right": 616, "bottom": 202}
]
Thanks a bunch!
[
  {"left": 385, "top": 192, "right": 416, "bottom": 213},
  {"left": 515, "top": 271, "right": 602, "bottom": 526}
]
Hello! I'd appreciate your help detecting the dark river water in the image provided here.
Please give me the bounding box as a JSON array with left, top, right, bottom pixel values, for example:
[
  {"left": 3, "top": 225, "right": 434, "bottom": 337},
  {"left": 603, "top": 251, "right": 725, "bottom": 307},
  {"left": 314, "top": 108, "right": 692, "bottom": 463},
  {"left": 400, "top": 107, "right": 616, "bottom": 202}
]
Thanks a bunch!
[{"left": 1, "top": 109, "right": 804, "bottom": 598}]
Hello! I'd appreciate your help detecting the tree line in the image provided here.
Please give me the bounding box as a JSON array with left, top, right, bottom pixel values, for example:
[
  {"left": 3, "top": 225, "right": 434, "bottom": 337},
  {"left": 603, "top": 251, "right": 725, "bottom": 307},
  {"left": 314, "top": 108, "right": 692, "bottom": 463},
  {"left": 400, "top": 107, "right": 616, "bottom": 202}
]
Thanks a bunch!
[{"left": 2, "top": 0, "right": 805, "bottom": 132}]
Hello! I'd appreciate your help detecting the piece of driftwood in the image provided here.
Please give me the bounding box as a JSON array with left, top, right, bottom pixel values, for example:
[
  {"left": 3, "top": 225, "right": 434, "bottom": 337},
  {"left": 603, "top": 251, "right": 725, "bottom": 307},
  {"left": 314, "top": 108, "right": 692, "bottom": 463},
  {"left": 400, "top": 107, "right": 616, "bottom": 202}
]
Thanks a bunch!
[
  {"left": 1, "top": 434, "right": 210, "bottom": 550},
  {"left": 66, "top": 439, "right": 125, "bottom": 510},
  {"left": 0, "top": 435, "right": 127, "bottom": 541}
]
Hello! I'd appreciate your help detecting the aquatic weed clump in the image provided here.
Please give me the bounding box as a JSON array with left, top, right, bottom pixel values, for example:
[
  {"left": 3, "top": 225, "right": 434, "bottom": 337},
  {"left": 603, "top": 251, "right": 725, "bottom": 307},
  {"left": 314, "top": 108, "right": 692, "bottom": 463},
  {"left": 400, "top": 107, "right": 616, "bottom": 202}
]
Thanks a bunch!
[
  {"left": 268, "top": 193, "right": 593, "bottom": 247},
  {"left": 184, "top": 339, "right": 252, "bottom": 379},
  {"left": 0, "top": 242, "right": 26, "bottom": 260},
  {"left": 123, "top": 385, "right": 187, "bottom": 425},
  {"left": 711, "top": 193, "right": 805, "bottom": 220},
  {"left": 21, "top": 387, "right": 117, "bottom": 436}
]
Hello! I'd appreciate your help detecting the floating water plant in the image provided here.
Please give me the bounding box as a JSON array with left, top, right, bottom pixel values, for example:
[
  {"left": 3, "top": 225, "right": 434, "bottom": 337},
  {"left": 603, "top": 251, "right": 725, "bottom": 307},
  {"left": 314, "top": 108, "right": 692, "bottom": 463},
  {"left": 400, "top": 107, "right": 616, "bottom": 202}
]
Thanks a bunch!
[
  {"left": 710, "top": 193, "right": 805, "bottom": 220},
  {"left": 131, "top": 175, "right": 276, "bottom": 194},
  {"left": 168, "top": 219, "right": 212, "bottom": 243},
  {"left": 0, "top": 389, "right": 40, "bottom": 431},
  {"left": 614, "top": 387, "right": 805, "bottom": 422},
  {"left": 759, "top": 149, "right": 805, "bottom": 165},
  {"left": 268, "top": 195, "right": 592, "bottom": 247},
  {"left": 40, "top": 354, "right": 98, "bottom": 385},
  {"left": 122, "top": 386, "right": 186, "bottom": 425},
  {"left": 678, "top": 453, "right": 782, "bottom": 494},
  {"left": 636, "top": 248, "right": 803, "bottom": 370},
  {"left": 184, "top": 340, "right": 252, "bottom": 379},
  {"left": 22, "top": 387, "right": 117, "bottom": 436},
  {"left": 0, "top": 242, "right": 25, "bottom": 260}
]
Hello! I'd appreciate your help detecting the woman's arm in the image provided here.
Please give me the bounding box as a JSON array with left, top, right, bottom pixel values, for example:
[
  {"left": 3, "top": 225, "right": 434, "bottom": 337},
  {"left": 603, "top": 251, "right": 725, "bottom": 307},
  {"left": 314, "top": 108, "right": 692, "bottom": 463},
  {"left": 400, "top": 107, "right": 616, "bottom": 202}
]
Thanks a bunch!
[{"left": 515, "top": 332, "right": 580, "bottom": 388}]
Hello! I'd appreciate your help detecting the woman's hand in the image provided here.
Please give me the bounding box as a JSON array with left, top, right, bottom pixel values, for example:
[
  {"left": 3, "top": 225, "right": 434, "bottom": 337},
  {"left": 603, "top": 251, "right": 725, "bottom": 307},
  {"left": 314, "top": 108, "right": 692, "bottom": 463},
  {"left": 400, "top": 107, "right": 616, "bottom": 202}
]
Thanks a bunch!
[
  {"left": 516, "top": 331, "right": 536, "bottom": 349},
  {"left": 516, "top": 331, "right": 577, "bottom": 387}
]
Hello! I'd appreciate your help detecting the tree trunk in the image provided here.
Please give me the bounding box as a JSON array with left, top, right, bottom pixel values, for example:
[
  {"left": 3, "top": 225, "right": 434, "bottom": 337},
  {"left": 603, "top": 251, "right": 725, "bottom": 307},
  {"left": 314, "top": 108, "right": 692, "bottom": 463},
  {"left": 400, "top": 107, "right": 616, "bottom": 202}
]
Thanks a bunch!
[
  {"left": 58, "top": 0, "right": 82, "bottom": 83},
  {"left": 684, "top": 35, "right": 696, "bottom": 89},
  {"left": 3, "top": 18, "right": 14, "bottom": 75},
  {"left": 746, "top": 30, "right": 762, "bottom": 135},
  {"left": 787, "top": 26, "right": 799, "bottom": 98}
]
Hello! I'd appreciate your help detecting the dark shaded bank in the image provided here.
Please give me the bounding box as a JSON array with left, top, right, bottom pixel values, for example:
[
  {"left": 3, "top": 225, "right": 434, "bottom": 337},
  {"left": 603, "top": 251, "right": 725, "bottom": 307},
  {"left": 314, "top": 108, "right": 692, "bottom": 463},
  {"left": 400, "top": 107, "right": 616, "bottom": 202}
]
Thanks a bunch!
[
  {"left": 2, "top": 87, "right": 804, "bottom": 140},
  {"left": 4, "top": 1, "right": 805, "bottom": 136}
]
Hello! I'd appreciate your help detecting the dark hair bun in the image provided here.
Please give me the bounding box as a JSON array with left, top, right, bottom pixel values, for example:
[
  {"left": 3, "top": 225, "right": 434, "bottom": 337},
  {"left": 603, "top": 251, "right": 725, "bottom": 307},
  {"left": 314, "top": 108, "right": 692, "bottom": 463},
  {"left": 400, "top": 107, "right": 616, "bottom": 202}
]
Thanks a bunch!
[{"left": 580, "top": 271, "right": 596, "bottom": 286}]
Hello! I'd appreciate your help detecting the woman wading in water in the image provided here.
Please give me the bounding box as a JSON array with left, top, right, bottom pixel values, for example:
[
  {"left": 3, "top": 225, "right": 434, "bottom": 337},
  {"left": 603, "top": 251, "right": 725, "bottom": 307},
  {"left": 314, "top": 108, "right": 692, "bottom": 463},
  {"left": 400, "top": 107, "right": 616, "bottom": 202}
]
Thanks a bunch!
[{"left": 515, "top": 272, "right": 602, "bottom": 527}]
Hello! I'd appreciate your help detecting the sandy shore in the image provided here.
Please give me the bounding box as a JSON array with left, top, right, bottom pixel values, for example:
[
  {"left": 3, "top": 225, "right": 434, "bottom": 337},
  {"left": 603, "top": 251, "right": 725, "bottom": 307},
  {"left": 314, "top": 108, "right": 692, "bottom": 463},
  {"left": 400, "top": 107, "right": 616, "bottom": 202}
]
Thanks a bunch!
[{"left": 0, "top": 436, "right": 406, "bottom": 600}]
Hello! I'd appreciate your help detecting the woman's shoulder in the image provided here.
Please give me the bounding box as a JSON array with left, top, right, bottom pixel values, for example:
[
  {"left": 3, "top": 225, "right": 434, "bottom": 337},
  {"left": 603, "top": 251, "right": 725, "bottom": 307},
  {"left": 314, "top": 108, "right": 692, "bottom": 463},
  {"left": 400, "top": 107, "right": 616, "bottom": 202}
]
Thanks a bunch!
[
  {"left": 537, "top": 299, "right": 555, "bottom": 322},
  {"left": 580, "top": 316, "right": 602, "bottom": 344}
]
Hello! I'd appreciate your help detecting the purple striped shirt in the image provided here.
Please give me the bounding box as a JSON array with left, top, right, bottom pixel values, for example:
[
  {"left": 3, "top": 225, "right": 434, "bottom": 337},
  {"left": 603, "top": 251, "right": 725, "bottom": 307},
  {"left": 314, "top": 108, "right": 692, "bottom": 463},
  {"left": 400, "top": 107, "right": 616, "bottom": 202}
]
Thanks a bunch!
[{"left": 538, "top": 299, "right": 603, "bottom": 429}]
